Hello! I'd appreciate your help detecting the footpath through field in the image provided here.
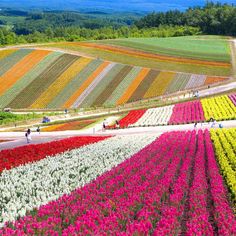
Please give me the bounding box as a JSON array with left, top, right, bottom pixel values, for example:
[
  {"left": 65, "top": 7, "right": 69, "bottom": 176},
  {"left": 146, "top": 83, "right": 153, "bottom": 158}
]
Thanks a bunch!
[
  {"left": 230, "top": 39, "right": 236, "bottom": 78},
  {"left": 0, "top": 119, "right": 235, "bottom": 151}
]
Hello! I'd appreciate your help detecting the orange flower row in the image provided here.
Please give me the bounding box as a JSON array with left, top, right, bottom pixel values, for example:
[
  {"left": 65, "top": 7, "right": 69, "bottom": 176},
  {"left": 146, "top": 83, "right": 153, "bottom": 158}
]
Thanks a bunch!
[
  {"left": 0, "top": 50, "right": 51, "bottom": 96},
  {"left": 204, "top": 76, "right": 228, "bottom": 85},
  {"left": 117, "top": 68, "right": 150, "bottom": 105}
]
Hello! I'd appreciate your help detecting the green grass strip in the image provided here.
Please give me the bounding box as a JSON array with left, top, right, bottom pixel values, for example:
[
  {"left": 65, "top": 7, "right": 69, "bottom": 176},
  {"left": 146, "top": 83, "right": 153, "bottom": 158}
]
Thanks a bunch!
[
  {"left": 104, "top": 66, "right": 142, "bottom": 107},
  {"left": 0, "top": 49, "right": 34, "bottom": 76},
  {"left": 0, "top": 52, "right": 62, "bottom": 108},
  {"left": 99, "top": 36, "right": 231, "bottom": 62},
  {"left": 80, "top": 63, "right": 124, "bottom": 108},
  {"left": 47, "top": 59, "right": 103, "bottom": 109}
]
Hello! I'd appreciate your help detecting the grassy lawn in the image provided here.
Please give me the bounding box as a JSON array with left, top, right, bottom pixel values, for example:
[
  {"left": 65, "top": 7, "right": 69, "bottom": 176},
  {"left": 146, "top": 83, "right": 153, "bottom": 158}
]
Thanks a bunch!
[
  {"left": 45, "top": 43, "right": 231, "bottom": 76},
  {"left": 95, "top": 36, "right": 231, "bottom": 63}
]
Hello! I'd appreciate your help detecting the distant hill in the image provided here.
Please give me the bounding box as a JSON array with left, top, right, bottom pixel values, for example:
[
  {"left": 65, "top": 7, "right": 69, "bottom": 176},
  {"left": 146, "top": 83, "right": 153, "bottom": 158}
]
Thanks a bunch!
[{"left": 0, "top": 0, "right": 235, "bottom": 12}]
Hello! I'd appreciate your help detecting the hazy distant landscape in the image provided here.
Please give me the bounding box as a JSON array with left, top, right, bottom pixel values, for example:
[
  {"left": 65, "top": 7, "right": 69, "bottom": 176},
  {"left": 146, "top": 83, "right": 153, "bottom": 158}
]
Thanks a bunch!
[{"left": 0, "top": 0, "right": 235, "bottom": 12}]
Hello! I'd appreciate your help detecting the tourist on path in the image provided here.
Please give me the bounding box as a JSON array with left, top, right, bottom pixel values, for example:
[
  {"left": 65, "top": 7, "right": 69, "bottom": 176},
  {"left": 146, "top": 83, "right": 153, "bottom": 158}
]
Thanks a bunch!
[{"left": 25, "top": 128, "right": 32, "bottom": 143}]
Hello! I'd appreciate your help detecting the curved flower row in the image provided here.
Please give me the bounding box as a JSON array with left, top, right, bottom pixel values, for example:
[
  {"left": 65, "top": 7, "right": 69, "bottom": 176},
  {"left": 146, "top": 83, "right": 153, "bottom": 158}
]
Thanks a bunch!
[
  {"left": 185, "top": 130, "right": 214, "bottom": 235},
  {"left": 0, "top": 134, "right": 156, "bottom": 227}
]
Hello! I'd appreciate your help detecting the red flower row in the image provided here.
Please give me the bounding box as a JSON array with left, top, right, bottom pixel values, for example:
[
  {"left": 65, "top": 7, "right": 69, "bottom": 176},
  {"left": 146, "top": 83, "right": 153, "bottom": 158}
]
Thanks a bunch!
[
  {"left": 0, "top": 136, "right": 109, "bottom": 172},
  {"left": 119, "top": 109, "right": 146, "bottom": 128}
]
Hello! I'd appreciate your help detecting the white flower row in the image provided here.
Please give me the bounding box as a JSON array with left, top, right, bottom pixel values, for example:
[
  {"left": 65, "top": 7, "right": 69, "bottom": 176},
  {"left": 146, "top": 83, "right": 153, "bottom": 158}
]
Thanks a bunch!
[
  {"left": 0, "top": 134, "right": 157, "bottom": 227},
  {"left": 132, "top": 105, "right": 174, "bottom": 126}
]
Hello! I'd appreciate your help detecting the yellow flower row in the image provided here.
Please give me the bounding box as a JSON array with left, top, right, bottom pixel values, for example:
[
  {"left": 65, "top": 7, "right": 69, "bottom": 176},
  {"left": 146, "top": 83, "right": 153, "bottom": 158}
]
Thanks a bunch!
[
  {"left": 201, "top": 95, "right": 236, "bottom": 121},
  {"left": 210, "top": 128, "right": 236, "bottom": 202}
]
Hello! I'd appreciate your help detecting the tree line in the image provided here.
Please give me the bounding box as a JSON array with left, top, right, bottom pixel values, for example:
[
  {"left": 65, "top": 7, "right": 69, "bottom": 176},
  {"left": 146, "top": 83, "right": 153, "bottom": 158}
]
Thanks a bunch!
[
  {"left": 0, "top": 2, "right": 235, "bottom": 46},
  {"left": 135, "top": 2, "right": 236, "bottom": 36},
  {"left": 0, "top": 25, "right": 200, "bottom": 46}
]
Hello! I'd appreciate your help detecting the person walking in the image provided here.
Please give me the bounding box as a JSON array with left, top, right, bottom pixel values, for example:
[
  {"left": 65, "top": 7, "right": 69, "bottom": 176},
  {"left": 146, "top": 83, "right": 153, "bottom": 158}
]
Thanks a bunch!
[
  {"left": 25, "top": 128, "right": 32, "bottom": 143},
  {"left": 115, "top": 120, "right": 120, "bottom": 129},
  {"left": 102, "top": 121, "right": 106, "bottom": 132}
]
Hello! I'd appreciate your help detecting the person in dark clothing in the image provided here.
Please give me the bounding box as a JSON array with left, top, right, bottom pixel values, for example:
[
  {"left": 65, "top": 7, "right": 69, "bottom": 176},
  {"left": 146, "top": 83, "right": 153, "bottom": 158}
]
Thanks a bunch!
[
  {"left": 36, "top": 126, "right": 41, "bottom": 134},
  {"left": 25, "top": 129, "right": 32, "bottom": 143},
  {"left": 115, "top": 120, "right": 120, "bottom": 129}
]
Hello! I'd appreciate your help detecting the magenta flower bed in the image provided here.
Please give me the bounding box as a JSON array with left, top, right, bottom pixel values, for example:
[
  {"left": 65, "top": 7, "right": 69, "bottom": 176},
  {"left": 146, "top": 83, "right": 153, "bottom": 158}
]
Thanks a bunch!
[
  {"left": 168, "top": 100, "right": 205, "bottom": 125},
  {"left": 229, "top": 94, "right": 236, "bottom": 106},
  {"left": 1, "top": 131, "right": 235, "bottom": 235}
]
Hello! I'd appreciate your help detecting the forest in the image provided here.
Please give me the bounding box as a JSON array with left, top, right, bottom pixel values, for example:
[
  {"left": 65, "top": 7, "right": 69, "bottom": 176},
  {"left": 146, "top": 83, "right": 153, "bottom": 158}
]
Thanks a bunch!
[{"left": 0, "top": 2, "right": 235, "bottom": 46}]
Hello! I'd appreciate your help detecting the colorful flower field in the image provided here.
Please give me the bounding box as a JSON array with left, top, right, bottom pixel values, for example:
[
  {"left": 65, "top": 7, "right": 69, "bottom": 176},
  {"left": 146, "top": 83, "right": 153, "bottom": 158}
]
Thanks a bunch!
[
  {"left": 0, "top": 130, "right": 235, "bottom": 235},
  {"left": 116, "top": 93, "right": 236, "bottom": 127},
  {"left": 0, "top": 48, "right": 230, "bottom": 110}
]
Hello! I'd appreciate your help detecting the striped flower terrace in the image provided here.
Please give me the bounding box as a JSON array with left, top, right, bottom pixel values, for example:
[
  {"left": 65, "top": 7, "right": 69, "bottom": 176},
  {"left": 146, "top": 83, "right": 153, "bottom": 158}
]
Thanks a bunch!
[{"left": 0, "top": 49, "right": 230, "bottom": 110}]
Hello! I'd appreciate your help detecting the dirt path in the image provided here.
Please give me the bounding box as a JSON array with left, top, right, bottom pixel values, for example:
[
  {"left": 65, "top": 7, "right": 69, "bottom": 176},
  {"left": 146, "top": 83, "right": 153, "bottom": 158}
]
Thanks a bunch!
[
  {"left": 230, "top": 40, "right": 236, "bottom": 78},
  {"left": 0, "top": 120, "right": 235, "bottom": 151}
]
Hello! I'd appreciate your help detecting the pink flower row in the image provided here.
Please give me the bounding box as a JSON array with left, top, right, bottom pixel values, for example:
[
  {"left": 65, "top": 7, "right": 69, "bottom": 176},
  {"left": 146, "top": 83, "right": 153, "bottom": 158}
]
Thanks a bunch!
[
  {"left": 229, "top": 94, "right": 236, "bottom": 106},
  {"left": 1, "top": 131, "right": 235, "bottom": 235},
  {"left": 168, "top": 100, "right": 205, "bottom": 125}
]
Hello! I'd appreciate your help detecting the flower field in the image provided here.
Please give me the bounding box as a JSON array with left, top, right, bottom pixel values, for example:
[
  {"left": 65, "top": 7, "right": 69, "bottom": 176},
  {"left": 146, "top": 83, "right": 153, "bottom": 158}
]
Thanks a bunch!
[
  {"left": 116, "top": 94, "right": 236, "bottom": 127},
  {"left": 0, "top": 130, "right": 235, "bottom": 235},
  {"left": 201, "top": 95, "right": 236, "bottom": 121},
  {"left": 210, "top": 128, "right": 236, "bottom": 202},
  {"left": 0, "top": 48, "right": 230, "bottom": 109},
  {"left": 168, "top": 100, "right": 205, "bottom": 125},
  {"left": 229, "top": 94, "right": 236, "bottom": 106},
  {"left": 133, "top": 105, "right": 174, "bottom": 126}
]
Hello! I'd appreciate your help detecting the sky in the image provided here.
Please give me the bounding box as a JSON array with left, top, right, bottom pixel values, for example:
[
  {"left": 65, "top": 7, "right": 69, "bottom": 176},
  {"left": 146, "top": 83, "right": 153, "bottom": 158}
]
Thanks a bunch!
[{"left": 0, "top": 0, "right": 235, "bottom": 12}]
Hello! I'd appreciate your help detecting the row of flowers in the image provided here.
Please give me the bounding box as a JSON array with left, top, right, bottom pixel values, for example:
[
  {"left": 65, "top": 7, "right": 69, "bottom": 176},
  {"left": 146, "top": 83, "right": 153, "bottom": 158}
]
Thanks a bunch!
[
  {"left": 132, "top": 105, "right": 174, "bottom": 126},
  {"left": 210, "top": 128, "right": 236, "bottom": 202},
  {"left": 1, "top": 130, "right": 235, "bottom": 235},
  {"left": 116, "top": 94, "right": 235, "bottom": 127},
  {"left": 0, "top": 134, "right": 157, "bottom": 228},
  {"left": 168, "top": 100, "right": 204, "bottom": 125},
  {"left": 201, "top": 95, "right": 236, "bottom": 121},
  {"left": 0, "top": 136, "right": 108, "bottom": 172}
]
